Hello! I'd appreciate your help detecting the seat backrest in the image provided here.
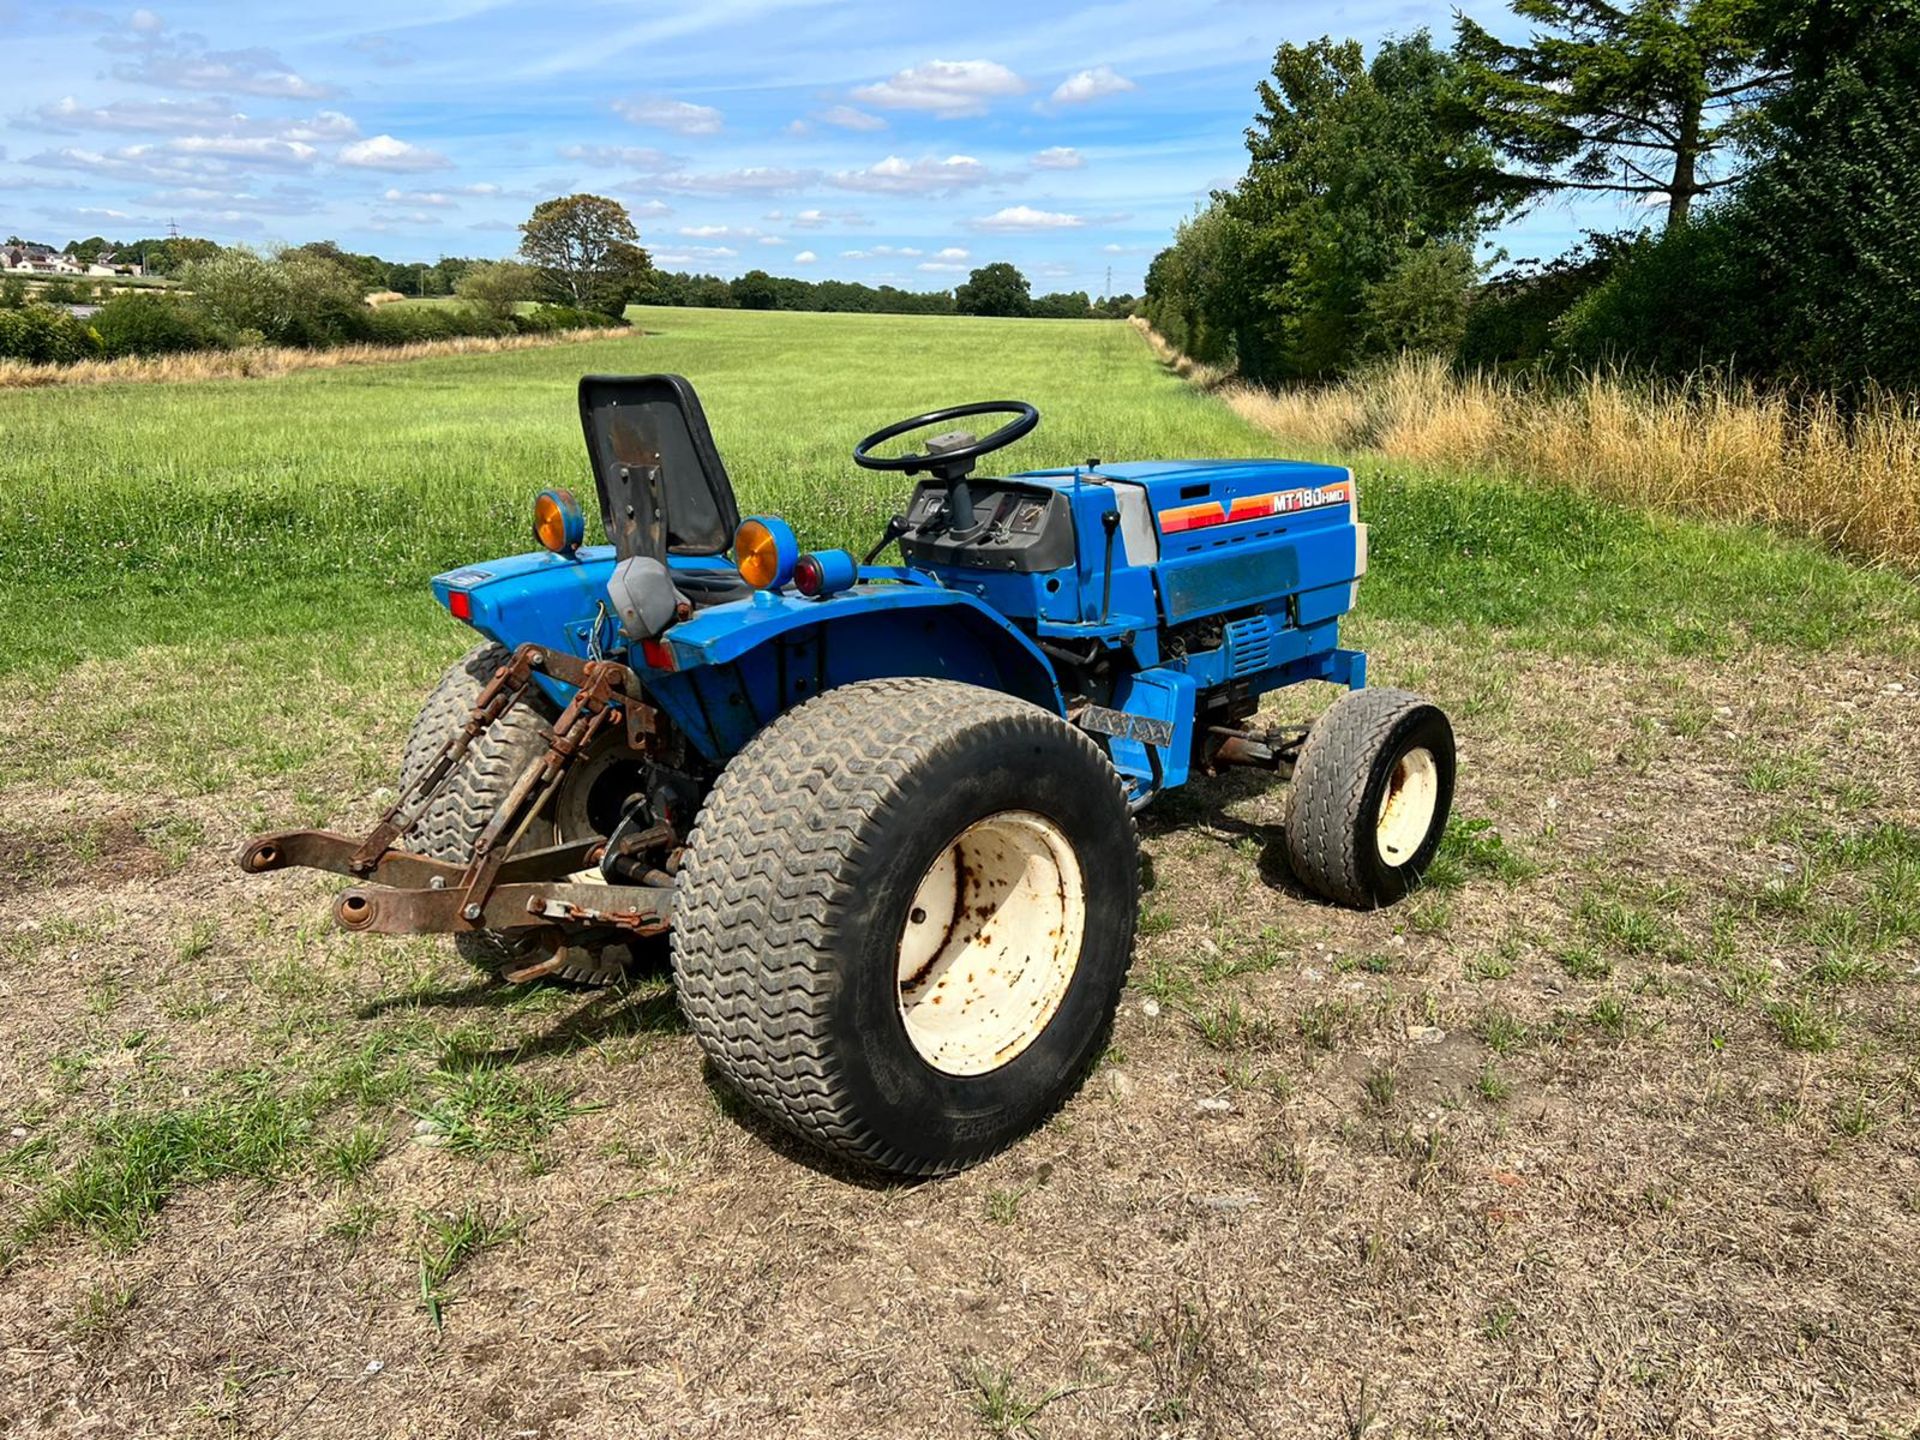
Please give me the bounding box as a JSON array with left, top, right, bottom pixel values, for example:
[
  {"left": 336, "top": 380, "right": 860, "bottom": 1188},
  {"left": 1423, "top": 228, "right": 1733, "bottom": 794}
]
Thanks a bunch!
[{"left": 578, "top": 374, "right": 741, "bottom": 561}]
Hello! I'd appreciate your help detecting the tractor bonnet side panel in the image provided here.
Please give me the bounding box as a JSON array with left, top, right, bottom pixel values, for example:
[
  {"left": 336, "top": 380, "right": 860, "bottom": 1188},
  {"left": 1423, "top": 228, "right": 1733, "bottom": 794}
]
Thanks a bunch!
[{"left": 1096, "top": 459, "right": 1364, "bottom": 630}]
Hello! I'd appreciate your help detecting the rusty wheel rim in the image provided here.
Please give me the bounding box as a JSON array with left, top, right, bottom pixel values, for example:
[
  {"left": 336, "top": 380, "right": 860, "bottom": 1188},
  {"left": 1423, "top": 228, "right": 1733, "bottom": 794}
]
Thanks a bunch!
[
  {"left": 1375, "top": 746, "right": 1439, "bottom": 866},
  {"left": 895, "top": 811, "right": 1085, "bottom": 1076}
]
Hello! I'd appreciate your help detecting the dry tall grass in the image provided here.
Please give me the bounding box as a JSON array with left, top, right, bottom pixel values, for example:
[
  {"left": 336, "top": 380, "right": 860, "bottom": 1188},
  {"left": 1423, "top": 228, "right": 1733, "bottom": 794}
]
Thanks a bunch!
[
  {"left": 0, "top": 326, "right": 627, "bottom": 391},
  {"left": 1135, "top": 318, "right": 1920, "bottom": 570}
]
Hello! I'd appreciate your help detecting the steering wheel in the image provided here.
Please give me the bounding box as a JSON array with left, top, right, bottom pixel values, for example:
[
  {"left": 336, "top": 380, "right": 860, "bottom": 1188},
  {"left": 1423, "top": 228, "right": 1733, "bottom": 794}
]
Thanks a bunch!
[{"left": 852, "top": 401, "right": 1039, "bottom": 479}]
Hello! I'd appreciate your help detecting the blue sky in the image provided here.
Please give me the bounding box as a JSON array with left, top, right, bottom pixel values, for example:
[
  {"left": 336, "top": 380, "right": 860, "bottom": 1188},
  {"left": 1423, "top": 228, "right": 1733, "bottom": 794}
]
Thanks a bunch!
[{"left": 0, "top": 0, "right": 1632, "bottom": 294}]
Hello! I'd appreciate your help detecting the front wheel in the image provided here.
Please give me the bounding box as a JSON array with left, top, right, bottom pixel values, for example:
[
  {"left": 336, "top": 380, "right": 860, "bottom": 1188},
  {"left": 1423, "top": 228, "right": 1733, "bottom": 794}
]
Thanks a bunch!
[
  {"left": 1286, "top": 687, "right": 1455, "bottom": 908},
  {"left": 672, "top": 678, "right": 1138, "bottom": 1176}
]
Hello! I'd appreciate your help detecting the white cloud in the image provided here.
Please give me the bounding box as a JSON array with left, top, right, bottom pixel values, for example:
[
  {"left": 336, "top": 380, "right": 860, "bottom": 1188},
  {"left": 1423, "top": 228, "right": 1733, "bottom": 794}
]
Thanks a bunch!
[
  {"left": 651, "top": 245, "right": 737, "bottom": 264},
  {"left": 1050, "top": 66, "right": 1135, "bottom": 105},
  {"left": 793, "top": 250, "right": 818, "bottom": 264},
  {"left": 789, "top": 207, "right": 870, "bottom": 229},
  {"left": 559, "top": 144, "right": 677, "bottom": 171},
  {"left": 917, "top": 245, "right": 972, "bottom": 273},
  {"left": 140, "top": 183, "right": 320, "bottom": 214},
  {"left": 383, "top": 187, "right": 457, "bottom": 207},
  {"left": 842, "top": 244, "right": 925, "bottom": 260},
  {"left": 0, "top": 174, "right": 83, "bottom": 191},
  {"left": 27, "top": 136, "right": 325, "bottom": 183},
  {"left": 831, "top": 154, "right": 988, "bottom": 196},
  {"left": 168, "top": 135, "right": 319, "bottom": 166},
  {"left": 338, "top": 134, "right": 451, "bottom": 172},
  {"left": 106, "top": 16, "right": 338, "bottom": 100},
  {"left": 367, "top": 211, "right": 444, "bottom": 231},
  {"left": 283, "top": 112, "right": 361, "bottom": 142},
  {"left": 853, "top": 59, "right": 1025, "bottom": 117},
  {"left": 818, "top": 104, "right": 886, "bottom": 132},
  {"left": 30, "top": 96, "right": 360, "bottom": 144},
  {"left": 25, "top": 146, "right": 171, "bottom": 182},
  {"left": 972, "top": 204, "right": 1084, "bottom": 230},
  {"left": 34, "top": 95, "right": 226, "bottom": 134},
  {"left": 1031, "top": 146, "right": 1083, "bottom": 170},
  {"left": 758, "top": 235, "right": 784, "bottom": 245},
  {"left": 613, "top": 96, "right": 723, "bottom": 135},
  {"left": 659, "top": 167, "right": 816, "bottom": 195}
]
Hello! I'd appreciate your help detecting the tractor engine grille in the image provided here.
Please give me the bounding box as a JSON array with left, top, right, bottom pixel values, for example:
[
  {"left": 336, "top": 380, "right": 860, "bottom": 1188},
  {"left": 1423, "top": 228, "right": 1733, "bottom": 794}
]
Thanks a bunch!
[{"left": 1222, "top": 614, "right": 1278, "bottom": 678}]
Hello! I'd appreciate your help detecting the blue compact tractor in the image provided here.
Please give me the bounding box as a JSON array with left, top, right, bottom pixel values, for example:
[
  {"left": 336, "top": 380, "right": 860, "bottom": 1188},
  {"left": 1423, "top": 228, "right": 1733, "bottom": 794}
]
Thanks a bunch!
[{"left": 240, "top": 376, "right": 1454, "bottom": 1174}]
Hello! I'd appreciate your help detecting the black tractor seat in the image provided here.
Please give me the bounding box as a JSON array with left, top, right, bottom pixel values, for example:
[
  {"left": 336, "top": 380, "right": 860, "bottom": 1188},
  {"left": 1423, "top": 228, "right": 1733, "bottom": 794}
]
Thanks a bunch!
[
  {"left": 579, "top": 374, "right": 743, "bottom": 571},
  {"left": 673, "top": 567, "right": 754, "bottom": 607}
]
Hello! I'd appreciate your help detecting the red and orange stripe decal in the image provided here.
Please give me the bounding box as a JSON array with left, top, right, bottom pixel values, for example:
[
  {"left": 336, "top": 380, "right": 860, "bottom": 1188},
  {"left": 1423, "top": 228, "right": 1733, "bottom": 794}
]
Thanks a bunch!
[{"left": 1158, "top": 480, "right": 1353, "bottom": 535}]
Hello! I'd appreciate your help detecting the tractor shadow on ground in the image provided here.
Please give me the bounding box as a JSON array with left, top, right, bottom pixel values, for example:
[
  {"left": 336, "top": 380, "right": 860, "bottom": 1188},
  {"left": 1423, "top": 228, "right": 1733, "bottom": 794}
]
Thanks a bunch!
[
  {"left": 358, "top": 975, "right": 907, "bottom": 1184},
  {"left": 1136, "top": 768, "right": 1332, "bottom": 906},
  {"left": 356, "top": 955, "right": 689, "bottom": 1069}
]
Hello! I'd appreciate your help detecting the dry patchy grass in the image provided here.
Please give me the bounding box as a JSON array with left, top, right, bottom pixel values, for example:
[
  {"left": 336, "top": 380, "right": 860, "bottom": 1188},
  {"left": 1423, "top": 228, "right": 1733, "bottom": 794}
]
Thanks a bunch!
[
  {"left": 1135, "top": 321, "right": 1920, "bottom": 571},
  {"left": 0, "top": 326, "right": 624, "bottom": 391},
  {"left": 0, "top": 621, "right": 1915, "bottom": 1438}
]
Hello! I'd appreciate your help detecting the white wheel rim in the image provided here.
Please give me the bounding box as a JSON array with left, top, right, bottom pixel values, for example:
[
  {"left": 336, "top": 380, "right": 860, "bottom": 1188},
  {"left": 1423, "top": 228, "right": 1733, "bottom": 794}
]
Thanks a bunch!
[
  {"left": 896, "top": 810, "right": 1085, "bottom": 1076},
  {"left": 1375, "top": 746, "right": 1439, "bottom": 866}
]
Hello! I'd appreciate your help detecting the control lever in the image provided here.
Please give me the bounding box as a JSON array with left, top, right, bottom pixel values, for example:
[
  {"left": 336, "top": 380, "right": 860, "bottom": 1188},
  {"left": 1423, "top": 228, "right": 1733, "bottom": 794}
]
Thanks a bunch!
[{"left": 863, "top": 512, "right": 912, "bottom": 565}]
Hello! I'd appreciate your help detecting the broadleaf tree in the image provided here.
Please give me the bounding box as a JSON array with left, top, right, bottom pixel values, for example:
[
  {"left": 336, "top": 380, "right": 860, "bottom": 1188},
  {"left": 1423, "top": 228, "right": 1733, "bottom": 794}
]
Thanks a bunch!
[
  {"left": 954, "top": 262, "right": 1032, "bottom": 318},
  {"left": 1210, "top": 32, "right": 1504, "bottom": 381},
  {"left": 518, "top": 194, "right": 654, "bottom": 314},
  {"left": 1730, "top": 0, "right": 1920, "bottom": 389}
]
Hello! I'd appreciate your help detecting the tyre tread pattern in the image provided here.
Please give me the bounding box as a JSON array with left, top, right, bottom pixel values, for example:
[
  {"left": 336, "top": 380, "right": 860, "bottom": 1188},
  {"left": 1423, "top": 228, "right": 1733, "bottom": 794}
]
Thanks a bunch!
[
  {"left": 1286, "top": 687, "right": 1434, "bottom": 909},
  {"left": 672, "top": 677, "right": 1134, "bottom": 1176},
  {"left": 397, "top": 642, "right": 553, "bottom": 973}
]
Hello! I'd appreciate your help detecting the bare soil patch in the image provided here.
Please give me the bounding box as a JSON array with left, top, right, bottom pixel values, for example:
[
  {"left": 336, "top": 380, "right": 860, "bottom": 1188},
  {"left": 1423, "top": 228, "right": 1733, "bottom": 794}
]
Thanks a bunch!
[{"left": 0, "top": 817, "right": 168, "bottom": 892}]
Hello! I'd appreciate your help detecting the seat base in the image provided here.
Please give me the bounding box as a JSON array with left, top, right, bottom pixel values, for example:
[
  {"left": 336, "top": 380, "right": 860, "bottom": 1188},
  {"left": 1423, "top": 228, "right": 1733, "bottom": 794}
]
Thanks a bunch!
[{"left": 674, "top": 567, "right": 753, "bottom": 607}]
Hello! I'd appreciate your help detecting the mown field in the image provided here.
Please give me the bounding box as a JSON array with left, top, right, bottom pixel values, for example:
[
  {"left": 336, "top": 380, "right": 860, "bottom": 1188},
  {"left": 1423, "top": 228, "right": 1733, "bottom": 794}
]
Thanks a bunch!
[{"left": 1, "top": 307, "right": 1916, "bottom": 1437}]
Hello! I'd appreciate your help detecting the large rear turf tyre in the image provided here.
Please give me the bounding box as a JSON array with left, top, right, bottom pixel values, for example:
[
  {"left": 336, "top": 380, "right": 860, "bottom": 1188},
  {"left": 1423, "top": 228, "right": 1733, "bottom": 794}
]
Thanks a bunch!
[
  {"left": 1286, "top": 687, "right": 1455, "bottom": 909},
  {"left": 672, "top": 677, "right": 1138, "bottom": 1176},
  {"left": 398, "top": 642, "right": 633, "bottom": 985}
]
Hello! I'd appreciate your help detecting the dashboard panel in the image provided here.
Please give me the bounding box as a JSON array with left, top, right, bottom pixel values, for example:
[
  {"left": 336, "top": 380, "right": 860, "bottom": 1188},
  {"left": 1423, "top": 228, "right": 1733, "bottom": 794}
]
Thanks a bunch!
[{"left": 897, "top": 479, "right": 1077, "bottom": 574}]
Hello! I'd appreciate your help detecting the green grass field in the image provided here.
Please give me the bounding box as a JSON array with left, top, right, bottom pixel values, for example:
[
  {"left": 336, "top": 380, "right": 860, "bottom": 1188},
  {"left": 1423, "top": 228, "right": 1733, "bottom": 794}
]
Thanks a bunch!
[
  {"left": 1, "top": 309, "right": 1916, "bottom": 1436},
  {"left": 5, "top": 305, "right": 1915, "bottom": 678}
]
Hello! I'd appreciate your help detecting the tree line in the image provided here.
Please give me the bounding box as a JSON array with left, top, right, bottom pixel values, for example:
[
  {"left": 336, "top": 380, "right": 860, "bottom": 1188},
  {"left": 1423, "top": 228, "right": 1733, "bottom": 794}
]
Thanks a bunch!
[
  {"left": 1143, "top": 0, "right": 1919, "bottom": 396},
  {"left": 21, "top": 231, "right": 485, "bottom": 297},
  {"left": 643, "top": 261, "right": 1133, "bottom": 319}
]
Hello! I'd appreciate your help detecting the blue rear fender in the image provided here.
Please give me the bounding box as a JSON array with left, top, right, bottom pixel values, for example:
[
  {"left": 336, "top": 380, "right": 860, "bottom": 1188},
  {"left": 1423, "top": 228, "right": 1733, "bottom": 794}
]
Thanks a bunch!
[
  {"left": 649, "top": 585, "right": 1064, "bottom": 764},
  {"left": 432, "top": 552, "right": 1064, "bottom": 768}
]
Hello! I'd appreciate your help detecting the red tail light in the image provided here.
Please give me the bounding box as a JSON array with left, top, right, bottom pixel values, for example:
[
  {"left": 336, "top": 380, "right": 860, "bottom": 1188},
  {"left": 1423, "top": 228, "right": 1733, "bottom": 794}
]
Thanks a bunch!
[
  {"left": 640, "top": 637, "right": 676, "bottom": 671},
  {"left": 447, "top": 590, "right": 473, "bottom": 621}
]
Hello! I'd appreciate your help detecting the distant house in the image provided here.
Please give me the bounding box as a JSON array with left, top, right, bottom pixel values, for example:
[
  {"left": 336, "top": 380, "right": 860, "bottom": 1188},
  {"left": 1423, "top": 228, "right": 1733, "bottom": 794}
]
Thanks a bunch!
[
  {"left": 0, "top": 243, "right": 80, "bottom": 274},
  {"left": 0, "top": 244, "right": 140, "bottom": 277}
]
